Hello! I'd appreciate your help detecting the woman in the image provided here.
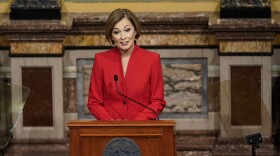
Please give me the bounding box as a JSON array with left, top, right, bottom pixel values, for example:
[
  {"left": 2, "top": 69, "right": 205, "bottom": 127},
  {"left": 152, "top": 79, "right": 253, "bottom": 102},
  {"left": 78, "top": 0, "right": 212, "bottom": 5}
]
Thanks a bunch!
[{"left": 87, "top": 8, "right": 166, "bottom": 120}]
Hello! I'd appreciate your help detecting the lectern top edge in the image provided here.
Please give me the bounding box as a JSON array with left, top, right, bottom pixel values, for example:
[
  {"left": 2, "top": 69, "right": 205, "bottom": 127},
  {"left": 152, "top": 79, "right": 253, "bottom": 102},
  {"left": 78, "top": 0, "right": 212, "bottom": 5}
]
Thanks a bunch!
[
  {"left": 67, "top": 119, "right": 176, "bottom": 156},
  {"left": 67, "top": 120, "right": 176, "bottom": 127}
]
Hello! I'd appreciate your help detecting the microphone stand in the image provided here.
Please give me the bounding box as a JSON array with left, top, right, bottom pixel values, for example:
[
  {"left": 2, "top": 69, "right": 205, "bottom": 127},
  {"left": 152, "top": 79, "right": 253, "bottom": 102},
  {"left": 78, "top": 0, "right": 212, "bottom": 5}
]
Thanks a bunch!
[
  {"left": 114, "top": 75, "right": 159, "bottom": 120},
  {"left": 251, "top": 143, "right": 259, "bottom": 156}
]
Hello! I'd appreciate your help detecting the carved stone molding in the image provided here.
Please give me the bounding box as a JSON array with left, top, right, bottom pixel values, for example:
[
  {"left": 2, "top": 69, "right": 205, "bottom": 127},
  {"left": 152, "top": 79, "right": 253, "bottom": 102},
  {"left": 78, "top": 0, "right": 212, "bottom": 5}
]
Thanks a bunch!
[
  {"left": 10, "top": 42, "right": 63, "bottom": 55},
  {"left": 63, "top": 34, "right": 218, "bottom": 47},
  {"left": 219, "top": 41, "right": 272, "bottom": 53},
  {"left": 0, "top": 14, "right": 72, "bottom": 56},
  {"left": 2, "top": 12, "right": 280, "bottom": 55},
  {"left": 69, "top": 12, "right": 211, "bottom": 35},
  {"left": 209, "top": 13, "right": 280, "bottom": 55}
]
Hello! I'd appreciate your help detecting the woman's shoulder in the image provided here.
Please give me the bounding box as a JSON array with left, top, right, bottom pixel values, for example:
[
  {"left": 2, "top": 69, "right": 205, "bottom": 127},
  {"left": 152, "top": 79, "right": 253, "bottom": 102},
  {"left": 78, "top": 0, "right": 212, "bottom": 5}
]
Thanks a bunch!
[
  {"left": 95, "top": 48, "right": 117, "bottom": 59},
  {"left": 138, "top": 47, "right": 159, "bottom": 57}
]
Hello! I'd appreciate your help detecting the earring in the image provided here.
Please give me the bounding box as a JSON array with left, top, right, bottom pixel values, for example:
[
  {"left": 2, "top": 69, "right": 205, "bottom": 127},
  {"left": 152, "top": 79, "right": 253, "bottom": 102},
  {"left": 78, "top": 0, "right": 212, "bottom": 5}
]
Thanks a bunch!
[{"left": 111, "top": 40, "right": 115, "bottom": 45}]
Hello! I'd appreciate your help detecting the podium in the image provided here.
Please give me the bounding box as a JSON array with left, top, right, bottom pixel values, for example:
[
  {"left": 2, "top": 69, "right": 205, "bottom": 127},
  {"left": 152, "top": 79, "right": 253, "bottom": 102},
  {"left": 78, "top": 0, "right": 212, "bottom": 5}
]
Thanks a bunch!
[{"left": 67, "top": 120, "right": 176, "bottom": 156}]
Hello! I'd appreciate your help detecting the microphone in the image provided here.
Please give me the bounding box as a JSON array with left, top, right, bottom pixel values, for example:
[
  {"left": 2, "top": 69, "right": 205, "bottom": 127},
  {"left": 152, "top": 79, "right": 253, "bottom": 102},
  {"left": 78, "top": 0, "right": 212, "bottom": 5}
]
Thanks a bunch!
[{"left": 113, "top": 74, "right": 159, "bottom": 120}]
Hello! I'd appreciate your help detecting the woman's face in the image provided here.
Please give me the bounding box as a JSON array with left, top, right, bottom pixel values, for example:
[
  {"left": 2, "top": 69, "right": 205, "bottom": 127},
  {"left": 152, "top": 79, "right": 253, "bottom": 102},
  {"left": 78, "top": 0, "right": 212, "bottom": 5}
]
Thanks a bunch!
[{"left": 111, "top": 17, "right": 137, "bottom": 54}]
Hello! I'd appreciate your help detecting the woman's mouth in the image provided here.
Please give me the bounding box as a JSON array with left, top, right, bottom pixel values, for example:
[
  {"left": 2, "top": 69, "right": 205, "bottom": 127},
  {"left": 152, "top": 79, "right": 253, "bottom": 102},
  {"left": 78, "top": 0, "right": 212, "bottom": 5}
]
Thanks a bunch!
[{"left": 120, "top": 41, "right": 129, "bottom": 46}]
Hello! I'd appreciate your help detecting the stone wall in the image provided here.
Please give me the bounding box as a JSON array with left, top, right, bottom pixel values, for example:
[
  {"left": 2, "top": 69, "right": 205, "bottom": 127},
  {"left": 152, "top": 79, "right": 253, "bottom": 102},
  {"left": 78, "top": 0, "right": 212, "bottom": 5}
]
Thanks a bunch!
[{"left": 0, "top": 12, "right": 280, "bottom": 155}]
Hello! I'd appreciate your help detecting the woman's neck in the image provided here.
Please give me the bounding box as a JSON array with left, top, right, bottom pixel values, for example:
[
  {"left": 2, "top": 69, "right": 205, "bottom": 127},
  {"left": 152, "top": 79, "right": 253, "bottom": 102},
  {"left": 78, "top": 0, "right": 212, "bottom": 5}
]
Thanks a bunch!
[{"left": 119, "top": 44, "right": 135, "bottom": 56}]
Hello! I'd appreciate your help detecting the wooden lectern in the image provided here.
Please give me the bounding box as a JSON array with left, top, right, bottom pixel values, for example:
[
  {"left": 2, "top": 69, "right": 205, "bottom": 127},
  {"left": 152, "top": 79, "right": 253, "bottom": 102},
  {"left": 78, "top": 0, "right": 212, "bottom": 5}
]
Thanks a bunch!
[{"left": 67, "top": 120, "right": 176, "bottom": 156}]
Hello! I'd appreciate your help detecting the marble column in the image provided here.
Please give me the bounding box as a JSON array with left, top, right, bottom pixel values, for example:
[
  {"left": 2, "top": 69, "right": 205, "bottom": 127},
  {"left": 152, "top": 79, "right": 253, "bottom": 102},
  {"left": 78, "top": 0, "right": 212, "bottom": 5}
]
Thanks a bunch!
[
  {"left": 209, "top": 13, "right": 277, "bottom": 155},
  {"left": 209, "top": 13, "right": 274, "bottom": 137},
  {"left": 11, "top": 57, "right": 64, "bottom": 139},
  {"left": 0, "top": 14, "right": 72, "bottom": 139},
  {"left": 220, "top": 56, "right": 272, "bottom": 138}
]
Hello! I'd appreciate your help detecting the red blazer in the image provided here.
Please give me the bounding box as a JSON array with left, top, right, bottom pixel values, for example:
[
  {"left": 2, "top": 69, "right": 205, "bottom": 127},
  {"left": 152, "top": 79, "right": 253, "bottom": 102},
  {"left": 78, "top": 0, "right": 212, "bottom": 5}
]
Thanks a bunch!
[{"left": 87, "top": 45, "right": 166, "bottom": 120}]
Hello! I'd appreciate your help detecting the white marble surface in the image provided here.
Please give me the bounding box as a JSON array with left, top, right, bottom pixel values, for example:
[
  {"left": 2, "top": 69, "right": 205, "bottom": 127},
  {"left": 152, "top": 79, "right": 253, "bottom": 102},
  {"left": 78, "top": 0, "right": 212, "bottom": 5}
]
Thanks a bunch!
[
  {"left": 1, "top": 48, "right": 279, "bottom": 132},
  {"left": 220, "top": 56, "right": 272, "bottom": 137},
  {"left": 163, "top": 64, "right": 202, "bottom": 113},
  {"left": 11, "top": 57, "right": 64, "bottom": 139},
  {"left": 0, "top": 50, "right": 10, "bottom": 66}
]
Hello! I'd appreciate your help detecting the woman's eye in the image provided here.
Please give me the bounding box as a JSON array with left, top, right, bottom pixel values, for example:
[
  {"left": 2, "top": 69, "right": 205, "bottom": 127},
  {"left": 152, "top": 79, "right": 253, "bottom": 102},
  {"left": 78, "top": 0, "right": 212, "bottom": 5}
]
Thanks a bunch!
[
  {"left": 113, "top": 31, "right": 120, "bottom": 35},
  {"left": 125, "top": 28, "right": 131, "bottom": 32}
]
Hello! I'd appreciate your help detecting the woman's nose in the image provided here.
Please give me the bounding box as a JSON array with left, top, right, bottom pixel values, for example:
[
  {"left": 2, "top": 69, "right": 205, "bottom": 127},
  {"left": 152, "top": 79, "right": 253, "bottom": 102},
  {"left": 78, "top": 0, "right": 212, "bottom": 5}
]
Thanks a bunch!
[{"left": 120, "top": 31, "right": 127, "bottom": 39}]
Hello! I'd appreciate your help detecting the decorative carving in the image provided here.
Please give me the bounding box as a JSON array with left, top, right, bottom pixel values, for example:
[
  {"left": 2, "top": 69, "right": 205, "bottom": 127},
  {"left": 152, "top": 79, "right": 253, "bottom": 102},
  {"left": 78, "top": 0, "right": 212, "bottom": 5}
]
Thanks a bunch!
[{"left": 103, "top": 137, "right": 141, "bottom": 156}]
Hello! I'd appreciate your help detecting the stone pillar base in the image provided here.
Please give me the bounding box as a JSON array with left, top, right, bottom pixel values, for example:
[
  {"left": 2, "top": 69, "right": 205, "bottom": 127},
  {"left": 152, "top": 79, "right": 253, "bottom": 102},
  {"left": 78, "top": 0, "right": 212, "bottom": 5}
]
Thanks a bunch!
[{"left": 212, "top": 138, "right": 278, "bottom": 156}]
